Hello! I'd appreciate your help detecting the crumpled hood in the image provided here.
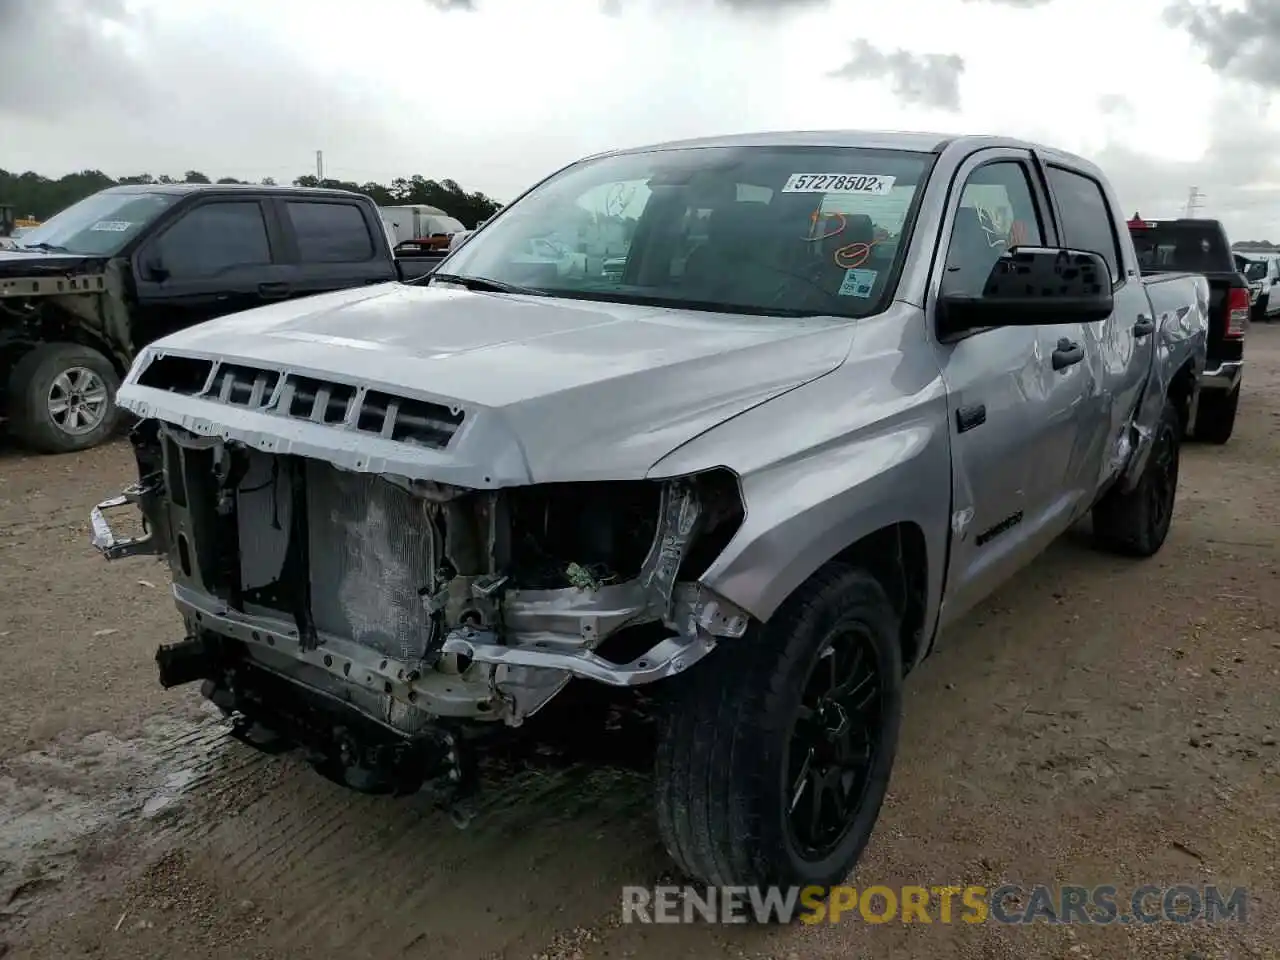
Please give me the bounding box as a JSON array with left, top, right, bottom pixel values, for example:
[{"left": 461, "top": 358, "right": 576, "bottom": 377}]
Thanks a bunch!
[
  {"left": 0, "top": 249, "right": 109, "bottom": 278},
  {"left": 121, "top": 282, "right": 855, "bottom": 485}
]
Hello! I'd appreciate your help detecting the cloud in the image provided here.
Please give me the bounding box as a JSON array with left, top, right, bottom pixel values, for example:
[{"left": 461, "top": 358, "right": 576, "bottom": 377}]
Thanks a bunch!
[
  {"left": 0, "top": 1, "right": 410, "bottom": 185},
  {"left": 1097, "top": 94, "right": 1132, "bottom": 116},
  {"left": 961, "top": 0, "right": 1053, "bottom": 6},
  {"left": 0, "top": 0, "right": 150, "bottom": 117},
  {"left": 423, "top": 0, "right": 476, "bottom": 9},
  {"left": 599, "top": 0, "right": 828, "bottom": 14},
  {"left": 828, "top": 39, "right": 965, "bottom": 112},
  {"left": 1166, "top": 0, "right": 1280, "bottom": 89},
  {"left": 1093, "top": 94, "right": 1280, "bottom": 238},
  {"left": 712, "top": 0, "right": 829, "bottom": 9}
]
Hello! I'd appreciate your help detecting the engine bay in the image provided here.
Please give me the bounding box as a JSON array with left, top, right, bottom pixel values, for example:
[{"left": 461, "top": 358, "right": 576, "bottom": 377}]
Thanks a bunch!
[{"left": 103, "top": 419, "right": 752, "bottom": 742}]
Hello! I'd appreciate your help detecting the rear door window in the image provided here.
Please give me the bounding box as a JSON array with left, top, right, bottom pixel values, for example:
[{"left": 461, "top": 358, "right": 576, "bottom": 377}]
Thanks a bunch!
[
  {"left": 1045, "top": 167, "right": 1124, "bottom": 283},
  {"left": 285, "top": 201, "right": 375, "bottom": 263}
]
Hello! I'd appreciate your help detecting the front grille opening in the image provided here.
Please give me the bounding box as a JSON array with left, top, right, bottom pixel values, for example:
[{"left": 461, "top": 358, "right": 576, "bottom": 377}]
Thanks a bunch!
[
  {"left": 211, "top": 364, "right": 279, "bottom": 408},
  {"left": 137, "top": 355, "right": 212, "bottom": 395},
  {"left": 357, "top": 391, "right": 393, "bottom": 434},
  {"left": 286, "top": 376, "right": 355, "bottom": 423},
  {"left": 356, "top": 391, "right": 463, "bottom": 447},
  {"left": 391, "top": 396, "right": 465, "bottom": 447}
]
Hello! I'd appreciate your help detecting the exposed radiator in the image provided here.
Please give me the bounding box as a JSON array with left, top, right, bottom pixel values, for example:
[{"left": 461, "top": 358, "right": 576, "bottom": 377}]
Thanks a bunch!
[
  {"left": 306, "top": 461, "right": 436, "bottom": 661},
  {"left": 234, "top": 453, "right": 436, "bottom": 661}
]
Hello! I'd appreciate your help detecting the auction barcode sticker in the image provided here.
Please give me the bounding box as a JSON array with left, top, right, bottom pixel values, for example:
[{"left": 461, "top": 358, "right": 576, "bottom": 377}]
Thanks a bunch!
[{"left": 780, "top": 173, "right": 896, "bottom": 195}]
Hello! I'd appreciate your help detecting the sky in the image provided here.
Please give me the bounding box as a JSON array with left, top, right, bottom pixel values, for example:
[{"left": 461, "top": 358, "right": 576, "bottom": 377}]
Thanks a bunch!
[{"left": 4, "top": 0, "right": 1280, "bottom": 239}]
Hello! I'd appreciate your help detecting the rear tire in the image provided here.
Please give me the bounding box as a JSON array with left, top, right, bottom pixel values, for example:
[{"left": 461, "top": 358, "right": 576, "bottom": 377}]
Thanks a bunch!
[
  {"left": 654, "top": 564, "right": 902, "bottom": 896},
  {"left": 1192, "top": 385, "right": 1239, "bottom": 445},
  {"left": 6, "top": 342, "right": 121, "bottom": 454},
  {"left": 1093, "top": 397, "right": 1181, "bottom": 557}
]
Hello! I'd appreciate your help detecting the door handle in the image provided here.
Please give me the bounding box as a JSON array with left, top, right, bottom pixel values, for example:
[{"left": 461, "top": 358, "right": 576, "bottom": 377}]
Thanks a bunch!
[
  {"left": 1133, "top": 316, "right": 1155, "bottom": 338},
  {"left": 1052, "top": 338, "right": 1084, "bottom": 371},
  {"left": 258, "top": 281, "right": 291, "bottom": 299}
]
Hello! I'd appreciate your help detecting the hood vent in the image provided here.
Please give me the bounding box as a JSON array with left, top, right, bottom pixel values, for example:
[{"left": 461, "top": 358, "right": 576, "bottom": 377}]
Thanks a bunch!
[{"left": 135, "top": 353, "right": 464, "bottom": 449}]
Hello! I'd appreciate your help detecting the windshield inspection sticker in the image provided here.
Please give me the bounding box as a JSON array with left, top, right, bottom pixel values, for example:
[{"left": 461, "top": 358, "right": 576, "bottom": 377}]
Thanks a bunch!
[
  {"left": 89, "top": 220, "right": 133, "bottom": 232},
  {"left": 781, "top": 173, "right": 896, "bottom": 195},
  {"left": 838, "top": 268, "right": 878, "bottom": 298}
]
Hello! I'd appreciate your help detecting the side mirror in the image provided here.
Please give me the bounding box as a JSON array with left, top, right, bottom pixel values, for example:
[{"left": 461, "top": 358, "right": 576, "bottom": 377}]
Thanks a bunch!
[
  {"left": 141, "top": 253, "right": 169, "bottom": 282},
  {"left": 938, "top": 247, "right": 1114, "bottom": 339}
]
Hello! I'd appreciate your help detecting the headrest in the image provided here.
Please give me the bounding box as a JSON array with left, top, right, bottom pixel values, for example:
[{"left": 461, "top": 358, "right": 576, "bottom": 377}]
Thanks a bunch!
[
  {"left": 844, "top": 213, "right": 875, "bottom": 245},
  {"left": 953, "top": 207, "right": 982, "bottom": 233},
  {"left": 706, "top": 202, "right": 774, "bottom": 250}
]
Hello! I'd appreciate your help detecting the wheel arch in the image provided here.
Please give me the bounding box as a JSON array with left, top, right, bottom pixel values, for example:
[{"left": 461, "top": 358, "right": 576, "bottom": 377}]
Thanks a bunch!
[
  {"left": 831, "top": 521, "right": 932, "bottom": 672},
  {"left": 1167, "top": 355, "right": 1197, "bottom": 436},
  {"left": 0, "top": 298, "right": 127, "bottom": 379}
]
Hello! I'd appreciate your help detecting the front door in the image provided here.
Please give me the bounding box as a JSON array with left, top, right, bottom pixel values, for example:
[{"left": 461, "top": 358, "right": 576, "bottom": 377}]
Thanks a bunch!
[
  {"left": 930, "top": 150, "right": 1091, "bottom": 628},
  {"left": 131, "top": 199, "right": 290, "bottom": 349}
]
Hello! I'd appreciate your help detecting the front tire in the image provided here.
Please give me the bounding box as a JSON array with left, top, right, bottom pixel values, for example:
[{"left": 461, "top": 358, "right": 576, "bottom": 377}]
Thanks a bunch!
[
  {"left": 654, "top": 565, "right": 903, "bottom": 894},
  {"left": 1192, "top": 384, "right": 1239, "bottom": 445},
  {"left": 1092, "top": 397, "right": 1181, "bottom": 557},
  {"left": 6, "top": 342, "right": 121, "bottom": 454}
]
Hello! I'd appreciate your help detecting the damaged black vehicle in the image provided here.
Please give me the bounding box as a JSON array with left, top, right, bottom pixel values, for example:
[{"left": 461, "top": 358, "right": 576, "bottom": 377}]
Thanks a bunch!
[{"left": 2, "top": 183, "right": 404, "bottom": 454}]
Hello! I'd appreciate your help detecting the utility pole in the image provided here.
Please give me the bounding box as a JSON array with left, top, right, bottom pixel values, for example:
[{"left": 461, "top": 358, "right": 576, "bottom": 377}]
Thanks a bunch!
[
  {"left": 1184, "top": 186, "right": 1204, "bottom": 217},
  {"left": 316, "top": 150, "right": 324, "bottom": 182}
]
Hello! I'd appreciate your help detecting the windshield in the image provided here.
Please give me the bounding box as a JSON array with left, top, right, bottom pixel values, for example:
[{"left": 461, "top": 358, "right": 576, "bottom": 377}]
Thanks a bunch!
[
  {"left": 18, "top": 191, "right": 178, "bottom": 256},
  {"left": 435, "top": 145, "right": 935, "bottom": 318}
]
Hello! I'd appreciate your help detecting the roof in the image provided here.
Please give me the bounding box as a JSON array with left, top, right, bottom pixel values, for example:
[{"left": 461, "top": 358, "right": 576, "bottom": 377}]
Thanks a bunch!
[
  {"left": 380, "top": 204, "right": 450, "bottom": 216},
  {"left": 601, "top": 129, "right": 958, "bottom": 156},
  {"left": 99, "top": 182, "right": 364, "bottom": 199},
  {"left": 585, "top": 129, "right": 1099, "bottom": 174}
]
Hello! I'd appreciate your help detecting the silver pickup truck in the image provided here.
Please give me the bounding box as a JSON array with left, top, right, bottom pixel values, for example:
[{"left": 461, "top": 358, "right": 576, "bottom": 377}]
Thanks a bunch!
[{"left": 91, "top": 131, "right": 1207, "bottom": 895}]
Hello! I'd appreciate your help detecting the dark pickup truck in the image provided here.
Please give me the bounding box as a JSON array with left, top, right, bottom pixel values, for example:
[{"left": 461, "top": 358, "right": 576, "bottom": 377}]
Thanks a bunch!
[
  {"left": 1128, "top": 216, "right": 1247, "bottom": 444},
  {"left": 1, "top": 183, "right": 438, "bottom": 454}
]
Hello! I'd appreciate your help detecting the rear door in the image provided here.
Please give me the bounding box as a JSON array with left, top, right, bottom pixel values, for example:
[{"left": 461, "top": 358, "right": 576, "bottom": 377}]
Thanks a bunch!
[
  {"left": 274, "top": 197, "right": 397, "bottom": 299},
  {"left": 131, "top": 197, "right": 289, "bottom": 347},
  {"left": 1042, "top": 163, "right": 1153, "bottom": 497},
  {"left": 931, "top": 149, "right": 1091, "bottom": 626}
]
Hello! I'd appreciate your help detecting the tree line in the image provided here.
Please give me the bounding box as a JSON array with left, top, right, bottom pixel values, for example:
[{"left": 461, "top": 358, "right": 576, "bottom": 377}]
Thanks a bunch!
[{"left": 0, "top": 168, "right": 503, "bottom": 228}]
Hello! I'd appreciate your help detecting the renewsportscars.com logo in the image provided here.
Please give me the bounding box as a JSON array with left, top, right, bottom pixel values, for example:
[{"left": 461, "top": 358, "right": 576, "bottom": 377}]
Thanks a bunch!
[{"left": 621, "top": 884, "right": 1250, "bottom": 925}]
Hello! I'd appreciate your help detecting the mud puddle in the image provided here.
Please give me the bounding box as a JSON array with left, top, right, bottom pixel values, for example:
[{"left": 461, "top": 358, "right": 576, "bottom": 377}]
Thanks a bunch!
[{"left": 0, "top": 708, "right": 231, "bottom": 928}]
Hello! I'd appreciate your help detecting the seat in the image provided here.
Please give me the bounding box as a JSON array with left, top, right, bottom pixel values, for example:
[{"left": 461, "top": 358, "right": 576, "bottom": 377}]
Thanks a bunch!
[{"left": 681, "top": 202, "right": 779, "bottom": 300}]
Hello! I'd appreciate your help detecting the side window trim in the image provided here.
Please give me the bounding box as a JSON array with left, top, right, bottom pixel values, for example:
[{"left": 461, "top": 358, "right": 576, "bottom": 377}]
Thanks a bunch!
[
  {"left": 147, "top": 198, "right": 274, "bottom": 279},
  {"left": 943, "top": 157, "right": 1050, "bottom": 286},
  {"left": 927, "top": 148, "right": 1050, "bottom": 345},
  {"left": 1042, "top": 163, "right": 1127, "bottom": 291}
]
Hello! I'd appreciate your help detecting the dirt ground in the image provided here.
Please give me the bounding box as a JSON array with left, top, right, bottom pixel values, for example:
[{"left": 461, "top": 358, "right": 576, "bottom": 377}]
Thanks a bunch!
[{"left": 1, "top": 329, "right": 1279, "bottom": 960}]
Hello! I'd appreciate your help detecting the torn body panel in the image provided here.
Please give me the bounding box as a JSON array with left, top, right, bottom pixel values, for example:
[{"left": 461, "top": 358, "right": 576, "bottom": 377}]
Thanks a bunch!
[
  {"left": 1116, "top": 273, "right": 1209, "bottom": 493},
  {"left": 93, "top": 419, "right": 750, "bottom": 737},
  {"left": 0, "top": 259, "right": 134, "bottom": 396}
]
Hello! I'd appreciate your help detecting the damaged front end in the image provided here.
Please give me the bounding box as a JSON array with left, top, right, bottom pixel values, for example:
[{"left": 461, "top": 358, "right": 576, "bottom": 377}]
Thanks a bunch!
[{"left": 92, "top": 408, "right": 750, "bottom": 800}]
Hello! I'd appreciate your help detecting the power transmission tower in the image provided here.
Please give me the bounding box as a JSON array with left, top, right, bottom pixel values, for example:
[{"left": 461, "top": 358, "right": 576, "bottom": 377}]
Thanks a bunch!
[{"left": 1183, "top": 186, "right": 1204, "bottom": 217}]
